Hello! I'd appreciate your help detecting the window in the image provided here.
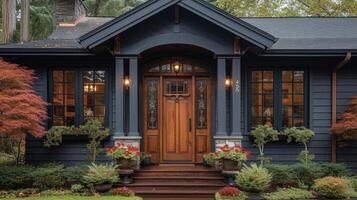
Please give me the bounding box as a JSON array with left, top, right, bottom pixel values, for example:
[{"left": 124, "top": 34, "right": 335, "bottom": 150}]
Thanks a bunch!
[
  {"left": 51, "top": 69, "right": 107, "bottom": 127},
  {"left": 52, "top": 70, "right": 76, "bottom": 126},
  {"left": 249, "top": 69, "right": 306, "bottom": 129},
  {"left": 281, "top": 70, "right": 305, "bottom": 127},
  {"left": 83, "top": 70, "right": 106, "bottom": 125}
]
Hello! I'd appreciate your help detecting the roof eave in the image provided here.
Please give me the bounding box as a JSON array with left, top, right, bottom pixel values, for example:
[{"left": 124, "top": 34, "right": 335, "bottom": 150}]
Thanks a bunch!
[{"left": 79, "top": 0, "right": 277, "bottom": 50}]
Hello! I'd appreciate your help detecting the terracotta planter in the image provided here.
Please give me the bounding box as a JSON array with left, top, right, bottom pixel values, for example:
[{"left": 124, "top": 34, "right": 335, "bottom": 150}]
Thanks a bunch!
[
  {"left": 94, "top": 183, "right": 112, "bottom": 193},
  {"left": 222, "top": 159, "right": 241, "bottom": 171},
  {"left": 116, "top": 158, "right": 137, "bottom": 169}
]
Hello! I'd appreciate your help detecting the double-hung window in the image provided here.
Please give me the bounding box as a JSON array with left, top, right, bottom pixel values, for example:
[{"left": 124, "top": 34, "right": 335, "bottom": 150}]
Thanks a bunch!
[
  {"left": 50, "top": 68, "right": 107, "bottom": 127},
  {"left": 249, "top": 68, "right": 307, "bottom": 130}
]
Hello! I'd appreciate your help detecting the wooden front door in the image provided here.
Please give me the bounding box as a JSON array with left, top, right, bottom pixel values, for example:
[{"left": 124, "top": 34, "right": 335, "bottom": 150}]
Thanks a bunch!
[
  {"left": 163, "top": 78, "right": 193, "bottom": 161},
  {"left": 143, "top": 58, "right": 211, "bottom": 163}
]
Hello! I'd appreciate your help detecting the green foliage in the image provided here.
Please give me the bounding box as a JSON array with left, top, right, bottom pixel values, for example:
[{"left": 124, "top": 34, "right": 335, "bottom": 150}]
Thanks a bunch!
[
  {"left": 71, "top": 184, "right": 85, "bottom": 193},
  {"left": 203, "top": 153, "right": 216, "bottom": 166},
  {"left": 32, "top": 163, "right": 66, "bottom": 191},
  {"left": 63, "top": 164, "right": 89, "bottom": 183},
  {"left": 266, "top": 163, "right": 351, "bottom": 188},
  {"left": 0, "top": 152, "right": 16, "bottom": 165},
  {"left": 265, "top": 164, "right": 298, "bottom": 187},
  {"left": 250, "top": 125, "right": 279, "bottom": 165},
  {"left": 262, "top": 187, "right": 314, "bottom": 200},
  {"left": 235, "top": 163, "right": 272, "bottom": 194},
  {"left": 30, "top": 0, "right": 54, "bottom": 40},
  {"left": 215, "top": 192, "right": 247, "bottom": 200},
  {"left": 313, "top": 176, "right": 349, "bottom": 199},
  {"left": 0, "top": 165, "right": 35, "bottom": 189},
  {"left": 83, "top": 0, "right": 145, "bottom": 16},
  {"left": 283, "top": 127, "right": 315, "bottom": 165},
  {"left": 83, "top": 163, "right": 119, "bottom": 185},
  {"left": 80, "top": 119, "right": 110, "bottom": 162},
  {"left": 44, "top": 126, "right": 74, "bottom": 147},
  {"left": 216, "top": 0, "right": 357, "bottom": 17},
  {"left": 44, "top": 119, "right": 110, "bottom": 163}
]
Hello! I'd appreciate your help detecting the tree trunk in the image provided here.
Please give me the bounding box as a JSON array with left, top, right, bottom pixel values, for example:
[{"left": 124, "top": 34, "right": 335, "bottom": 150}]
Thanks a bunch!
[
  {"left": 20, "top": 0, "right": 30, "bottom": 43},
  {"left": 2, "top": 0, "right": 17, "bottom": 43}
]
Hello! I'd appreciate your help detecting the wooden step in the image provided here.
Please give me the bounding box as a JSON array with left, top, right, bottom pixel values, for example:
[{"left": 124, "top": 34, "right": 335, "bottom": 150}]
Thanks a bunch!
[{"left": 128, "top": 164, "right": 226, "bottom": 199}]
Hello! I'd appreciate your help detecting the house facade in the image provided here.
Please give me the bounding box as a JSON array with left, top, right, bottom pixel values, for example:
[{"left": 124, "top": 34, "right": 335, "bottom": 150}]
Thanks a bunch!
[{"left": 0, "top": 0, "right": 356, "bottom": 169}]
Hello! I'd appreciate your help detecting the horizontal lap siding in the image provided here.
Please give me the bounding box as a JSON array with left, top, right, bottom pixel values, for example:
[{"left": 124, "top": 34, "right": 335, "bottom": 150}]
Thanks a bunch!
[
  {"left": 336, "top": 63, "right": 357, "bottom": 172},
  {"left": 242, "top": 66, "right": 332, "bottom": 164}
]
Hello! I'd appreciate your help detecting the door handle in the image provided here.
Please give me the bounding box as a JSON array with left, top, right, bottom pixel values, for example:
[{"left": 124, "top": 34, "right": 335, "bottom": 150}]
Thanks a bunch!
[{"left": 189, "top": 118, "right": 192, "bottom": 132}]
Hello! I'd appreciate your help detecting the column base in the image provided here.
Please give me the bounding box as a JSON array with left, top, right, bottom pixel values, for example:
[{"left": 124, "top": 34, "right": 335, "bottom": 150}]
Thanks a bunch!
[
  {"left": 214, "top": 135, "right": 243, "bottom": 151},
  {"left": 113, "top": 136, "right": 142, "bottom": 148}
]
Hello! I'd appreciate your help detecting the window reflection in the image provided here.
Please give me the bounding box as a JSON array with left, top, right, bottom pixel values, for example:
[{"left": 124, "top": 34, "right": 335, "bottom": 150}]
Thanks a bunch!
[
  {"left": 52, "top": 70, "right": 75, "bottom": 126},
  {"left": 281, "top": 70, "right": 304, "bottom": 127},
  {"left": 83, "top": 70, "right": 106, "bottom": 125},
  {"left": 251, "top": 70, "right": 274, "bottom": 128}
]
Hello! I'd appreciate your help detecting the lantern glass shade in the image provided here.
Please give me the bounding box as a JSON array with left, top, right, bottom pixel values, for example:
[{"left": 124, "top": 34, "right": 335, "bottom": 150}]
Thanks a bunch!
[
  {"left": 124, "top": 77, "right": 131, "bottom": 87},
  {"left": 173, "top": 62, "right": 181, "bottom": 73},
  {"left": 225, "top": 78, "right": 232, "bottom": 87}
]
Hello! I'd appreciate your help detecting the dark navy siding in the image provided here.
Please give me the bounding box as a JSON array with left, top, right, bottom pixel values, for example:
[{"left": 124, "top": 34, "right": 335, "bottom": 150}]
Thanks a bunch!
[{"left": 336, "top": 62, "right": 357, "bottom": 171}]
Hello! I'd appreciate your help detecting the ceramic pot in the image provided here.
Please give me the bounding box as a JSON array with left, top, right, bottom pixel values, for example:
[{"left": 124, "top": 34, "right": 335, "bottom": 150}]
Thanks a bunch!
[
  {"left": 94, "top": 183, "right": 112, "bottom": 193},
  {"left": 116, "top": 158, "right": 137, "bottom": 169}
]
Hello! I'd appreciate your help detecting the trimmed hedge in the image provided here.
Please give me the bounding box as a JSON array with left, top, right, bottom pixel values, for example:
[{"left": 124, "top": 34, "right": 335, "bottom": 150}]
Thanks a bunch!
[
  {"left": 0, "top": 163, "right": 88, "bottom": 190},
  {"left": 266, "top": 163, "right": 351, "bottom": 188}
]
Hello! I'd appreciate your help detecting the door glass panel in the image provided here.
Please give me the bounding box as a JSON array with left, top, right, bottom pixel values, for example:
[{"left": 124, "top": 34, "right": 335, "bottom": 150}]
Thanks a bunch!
[
  {"left": 147, "top": 79, "right": 159, "bottom": 129},
  {"left": 196, "top": 79, "right": 208, "bottom": 129},
  {"left": 165, "top": 80, "right": 189, "bottom": 94}
]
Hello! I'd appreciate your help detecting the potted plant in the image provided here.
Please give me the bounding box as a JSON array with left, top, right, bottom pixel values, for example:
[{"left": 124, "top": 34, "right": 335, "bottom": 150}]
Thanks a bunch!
[
  {"left": 216, "top": 145, "right": 251, "bottom": 171},
  {"left": 140, "top": 152, "right": 152, "bottom": 166},
  {"left": 83, "top": 163, "right": 119, "bottom": 193},
  {"left": 203, "top": 153, "right": 216, "bottom": 167},
  {"left": 106, "top": 143, "right": 140, "bottom": 169}
]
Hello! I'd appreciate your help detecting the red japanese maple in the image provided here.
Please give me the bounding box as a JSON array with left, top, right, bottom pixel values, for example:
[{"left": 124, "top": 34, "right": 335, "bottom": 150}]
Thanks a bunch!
[
  {"left": 0, "top": 59, "right": 47, "bottom": 139},
  {"left": 330, "top": 96, "right": 357, "bottom": 140}
]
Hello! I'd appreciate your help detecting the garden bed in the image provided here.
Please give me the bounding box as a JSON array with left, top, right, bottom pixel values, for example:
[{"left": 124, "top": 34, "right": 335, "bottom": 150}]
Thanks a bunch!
[{"left": 5, "top": 196, "right": 142, "bottom": 200}]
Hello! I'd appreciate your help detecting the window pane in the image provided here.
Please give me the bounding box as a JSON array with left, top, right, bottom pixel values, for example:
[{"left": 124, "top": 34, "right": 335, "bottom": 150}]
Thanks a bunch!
[
  {"left": 250, "top": 70, "right": 274, "bottom": 128},
  {"left": 52, "top": 70, "right": 76, "bottom": 126},
  {"left": 83, "top": 70, "right": 106, "bottom": 124},
  {"left": 281, "top": 70, "right": 305, "bottom": 128}
]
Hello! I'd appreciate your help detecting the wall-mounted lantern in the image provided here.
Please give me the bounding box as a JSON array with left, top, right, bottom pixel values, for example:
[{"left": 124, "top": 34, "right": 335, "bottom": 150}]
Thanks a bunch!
[
  {"left": 225, "top": 77, "right": 232, "bottom": 88},
  {"left": 124, "top": 76, "right": 131, "bottom": 89}
]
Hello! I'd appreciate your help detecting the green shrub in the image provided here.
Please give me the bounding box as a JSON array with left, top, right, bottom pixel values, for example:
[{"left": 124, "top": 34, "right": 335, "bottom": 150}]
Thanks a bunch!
[
  {"left": 262, "top": 187, "right": 314, "bottom": 200},
  {"left": 318, "top": 163, "right": 351, "bottom": 177},
  {"left": 313, "top": 176, "right": 349, "bottom": 199},
  {"left": 63, "top": 164, "right": 88, "bottom": 183},
  {"left": 0, "top": 165, "right": 34, "bottom": 189},
  {"left": 265, "top": 164, "right": 298, "bottom": 187},
  {"left": 250, "top": 125, "right": 279, "bottom": 165},
  {"left": 83, "top": 163, "right": 119, "bottom": 185},
  {"left": 266, "top": 163, "right": 351, "bottom": 188},
  {"left": 235, "top": 164, "right": 272, "bottom": 194},
  {"left": 32, "top": 163, "right": 66, "bottom": 190},
  {"left": 71, "top": 184, "right": 85, "bottom": 193}
]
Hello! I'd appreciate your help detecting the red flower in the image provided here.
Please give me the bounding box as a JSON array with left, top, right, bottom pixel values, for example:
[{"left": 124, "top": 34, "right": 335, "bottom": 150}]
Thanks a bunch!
[
  {"left": 218, "top": 186, "right": 240, "bottom": 197},
  {"left": 245, "top": 151, "right": 252, "bottom": 159}
]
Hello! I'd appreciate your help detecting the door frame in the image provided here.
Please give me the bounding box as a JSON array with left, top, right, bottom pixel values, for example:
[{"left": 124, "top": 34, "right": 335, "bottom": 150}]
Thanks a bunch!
[{"left": 143, "top": 74, "right": 211, "bottom": 163}]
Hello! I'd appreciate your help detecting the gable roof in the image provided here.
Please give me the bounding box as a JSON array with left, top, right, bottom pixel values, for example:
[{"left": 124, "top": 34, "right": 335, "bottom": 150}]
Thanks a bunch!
[{"left": 78, "top": 0, "right": 277, "bottom": 50}]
